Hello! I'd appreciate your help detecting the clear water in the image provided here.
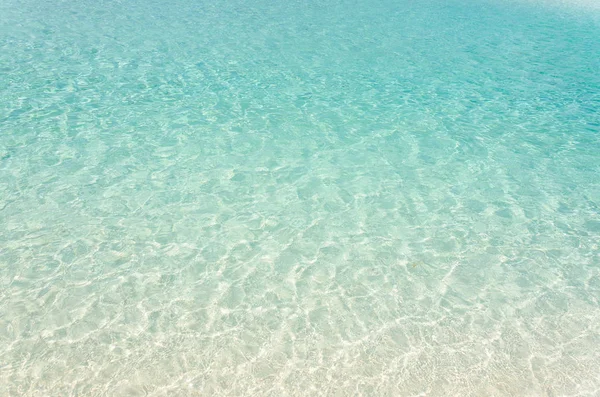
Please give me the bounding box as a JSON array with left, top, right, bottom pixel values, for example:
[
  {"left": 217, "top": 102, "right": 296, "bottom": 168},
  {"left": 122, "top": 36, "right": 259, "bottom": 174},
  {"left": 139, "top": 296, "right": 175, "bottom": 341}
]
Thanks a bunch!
[{"left": 1, "top": 0, "right": 599, "bottom": 395}]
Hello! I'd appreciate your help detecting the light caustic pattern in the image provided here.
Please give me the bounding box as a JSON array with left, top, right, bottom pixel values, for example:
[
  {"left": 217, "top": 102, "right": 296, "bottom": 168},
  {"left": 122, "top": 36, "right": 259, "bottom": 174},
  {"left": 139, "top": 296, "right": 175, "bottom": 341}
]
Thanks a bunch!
[{"left": 0, "top": 0, "right": 599, "bottom": 395}]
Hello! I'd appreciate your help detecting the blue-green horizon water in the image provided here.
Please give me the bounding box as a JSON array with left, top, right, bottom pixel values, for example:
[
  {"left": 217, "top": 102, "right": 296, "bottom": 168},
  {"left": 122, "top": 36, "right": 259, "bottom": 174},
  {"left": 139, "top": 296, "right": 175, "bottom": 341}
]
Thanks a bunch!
[{"left": 1, "top": 0, "right": 599, "bottom": 395}]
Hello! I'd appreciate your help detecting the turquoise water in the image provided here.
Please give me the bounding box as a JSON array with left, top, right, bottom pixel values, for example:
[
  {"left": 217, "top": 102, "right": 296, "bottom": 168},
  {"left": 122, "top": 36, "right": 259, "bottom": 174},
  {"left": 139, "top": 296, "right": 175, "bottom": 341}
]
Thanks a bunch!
[{"left": 1, "top": 0, "right": 600, "bottom": 395}]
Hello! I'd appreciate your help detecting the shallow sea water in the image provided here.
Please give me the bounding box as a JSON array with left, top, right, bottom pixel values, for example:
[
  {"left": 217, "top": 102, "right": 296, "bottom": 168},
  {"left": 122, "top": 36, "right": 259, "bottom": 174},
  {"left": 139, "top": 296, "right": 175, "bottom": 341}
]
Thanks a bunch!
[{"left": 1, "top": 0, "right": 600, "bottom": 395}]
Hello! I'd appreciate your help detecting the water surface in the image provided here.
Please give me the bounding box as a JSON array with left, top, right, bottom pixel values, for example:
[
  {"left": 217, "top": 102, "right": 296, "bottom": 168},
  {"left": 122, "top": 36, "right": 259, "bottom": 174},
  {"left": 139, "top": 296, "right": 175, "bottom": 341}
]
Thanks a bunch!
[{"left": 1, "top": 0, "right": 599, "bottom": 395}]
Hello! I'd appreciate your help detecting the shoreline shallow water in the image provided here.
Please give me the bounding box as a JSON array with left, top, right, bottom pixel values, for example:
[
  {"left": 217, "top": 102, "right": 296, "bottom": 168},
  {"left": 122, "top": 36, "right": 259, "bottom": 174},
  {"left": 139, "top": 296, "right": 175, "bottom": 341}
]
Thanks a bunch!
[{"left": 1, "top": 0, "right": 599, "bottom": 395}]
